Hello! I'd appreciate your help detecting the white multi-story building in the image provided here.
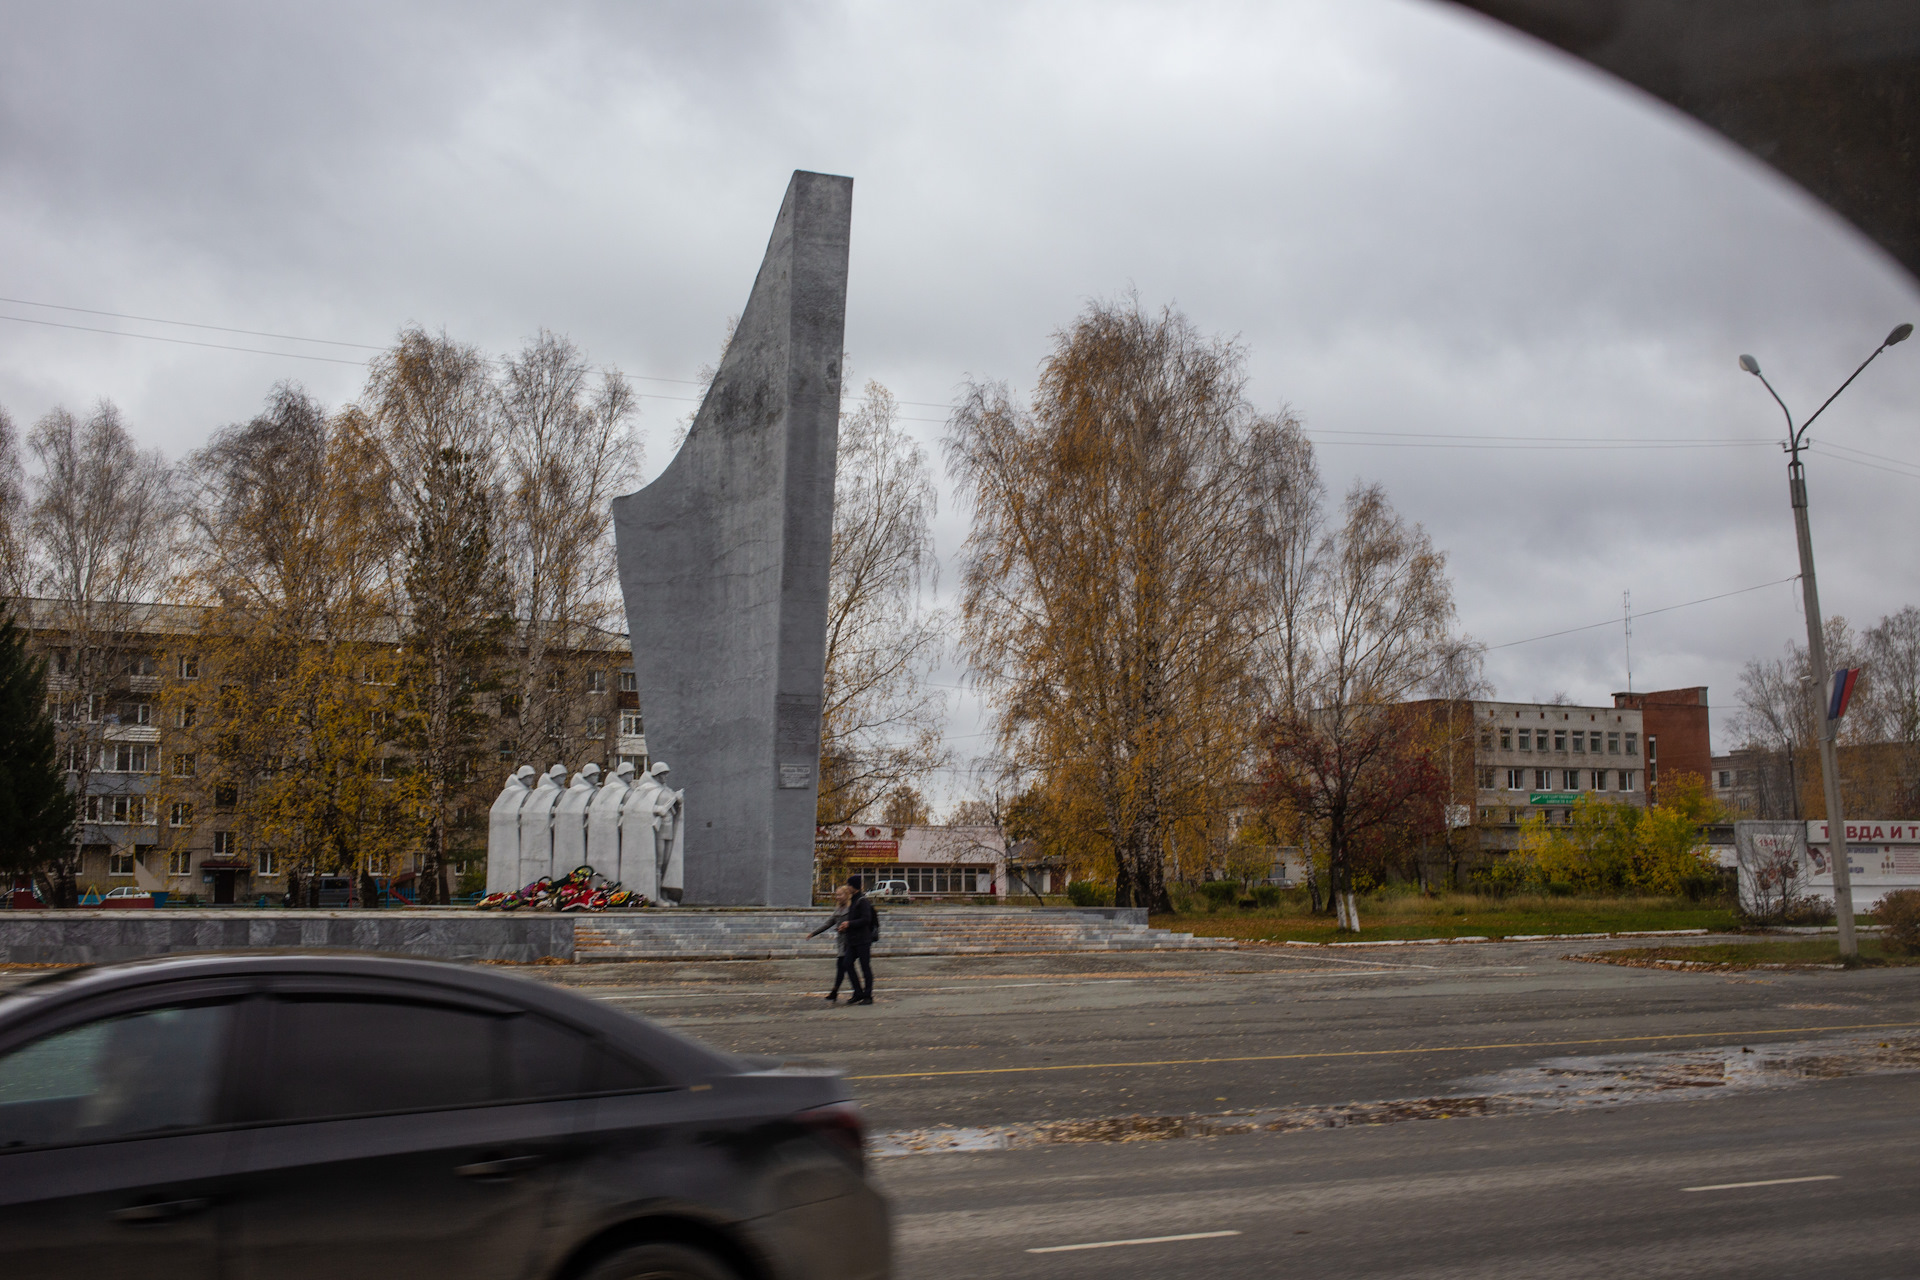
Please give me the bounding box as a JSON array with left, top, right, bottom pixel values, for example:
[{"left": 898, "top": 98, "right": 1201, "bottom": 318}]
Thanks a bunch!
[{"left": 1469, "top": 700, "right": 1648, "bottom": 851}]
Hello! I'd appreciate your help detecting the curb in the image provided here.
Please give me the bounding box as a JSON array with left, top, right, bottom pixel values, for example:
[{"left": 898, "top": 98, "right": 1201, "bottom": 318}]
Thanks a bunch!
[{"left": 1273, "top": 929, "right": 1711, "bottom": 949}]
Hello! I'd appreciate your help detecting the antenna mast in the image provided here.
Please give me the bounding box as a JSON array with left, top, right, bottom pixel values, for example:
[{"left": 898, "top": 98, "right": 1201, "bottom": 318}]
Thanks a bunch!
[{"left": 1623, "top": 589, "right": 1633, "bottom": 694}]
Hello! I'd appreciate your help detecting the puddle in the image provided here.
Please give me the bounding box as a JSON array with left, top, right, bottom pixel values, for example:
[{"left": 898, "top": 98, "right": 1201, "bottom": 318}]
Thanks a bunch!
[{"left": 870, "top": 1031, "right": 1920, "bottom": 1158}]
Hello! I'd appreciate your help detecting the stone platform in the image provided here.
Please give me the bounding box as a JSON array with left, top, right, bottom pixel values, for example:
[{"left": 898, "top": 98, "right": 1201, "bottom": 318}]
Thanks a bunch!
[{"left": 0, "top": 907, "right": 1231, "bottom": 966}]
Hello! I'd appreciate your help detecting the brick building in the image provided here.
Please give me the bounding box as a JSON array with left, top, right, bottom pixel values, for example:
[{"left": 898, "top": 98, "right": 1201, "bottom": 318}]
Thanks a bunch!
[{"left": 1611, "top": 686, "right": 1712, "bottom": 804}]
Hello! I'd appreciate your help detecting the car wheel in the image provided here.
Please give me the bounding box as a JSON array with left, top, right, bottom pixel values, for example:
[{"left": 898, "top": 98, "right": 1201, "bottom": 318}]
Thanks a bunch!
[{"left": 579, "top": 1243, "right": 741, "bottom": 1280}]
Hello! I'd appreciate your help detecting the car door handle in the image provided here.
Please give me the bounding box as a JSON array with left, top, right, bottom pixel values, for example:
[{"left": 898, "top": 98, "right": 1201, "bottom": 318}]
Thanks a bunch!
[
  {"left": 455, "top": 1154, "right": 545, "bottom": 1180},
  {"left": 112, "top": 1198, "right": 211, "bottom": 1224}
]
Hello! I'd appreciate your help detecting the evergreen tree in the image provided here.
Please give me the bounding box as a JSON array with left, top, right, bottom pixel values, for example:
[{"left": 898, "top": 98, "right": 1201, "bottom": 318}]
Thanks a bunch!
[{"left": 0, "top": 615, "right": 78, "bottom": 886}]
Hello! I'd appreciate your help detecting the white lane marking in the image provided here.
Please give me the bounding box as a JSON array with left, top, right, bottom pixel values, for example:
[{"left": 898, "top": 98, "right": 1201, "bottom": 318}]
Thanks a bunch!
[
  {"left": 1026, "top": 1230, "right": 1241, "bottom": 1253},
  {"left": 1683, "top": 1175, "right": 1838, "bottom": 1193}
]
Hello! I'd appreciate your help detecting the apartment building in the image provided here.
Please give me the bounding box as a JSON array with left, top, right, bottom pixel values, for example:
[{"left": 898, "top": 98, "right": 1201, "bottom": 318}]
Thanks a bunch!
[
  {"left": 1470, "top": 699, "right": 1648, "bottom": 852},
  {"left": 22, "top": 599, "right": 640, "bottom": 903}
]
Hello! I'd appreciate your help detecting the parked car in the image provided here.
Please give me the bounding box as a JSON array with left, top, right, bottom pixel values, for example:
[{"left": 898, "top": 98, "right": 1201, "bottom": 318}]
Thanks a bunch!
[
  {"left": 98, "top": 888, "right": 159, "bottom": 910},
  {"left": 0, "top": 952, "right": 889, "bottom": 1280},
  {"left": 868, "top": 881, "right": 911, "bottom": 904}
]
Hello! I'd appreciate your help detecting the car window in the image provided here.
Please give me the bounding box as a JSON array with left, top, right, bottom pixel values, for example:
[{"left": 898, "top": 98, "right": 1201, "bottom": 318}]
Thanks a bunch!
[
  {"left": 264, "top": 998, "right": 500, "bottom": 1121},
  {"left": 505, "top": 1013, "right": 590, "bottom": 1099},
  {"left": 0, "top": 1002, "right": 235, "bottom": 1150},
  {"left": 588, "top": 1040, "right": 667, "bottom": 1093}
]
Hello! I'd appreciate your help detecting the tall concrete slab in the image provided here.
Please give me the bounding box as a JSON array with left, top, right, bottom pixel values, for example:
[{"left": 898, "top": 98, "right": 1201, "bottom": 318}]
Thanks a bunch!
[{"left": 611, "top": 171, "right": 851, "bottom": 905}]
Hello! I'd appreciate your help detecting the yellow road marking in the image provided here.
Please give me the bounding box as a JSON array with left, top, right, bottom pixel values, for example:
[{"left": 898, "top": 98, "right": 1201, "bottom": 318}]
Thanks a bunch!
[{"left": 847, "top": 1021, "right": 1920, "bottom": 1080}]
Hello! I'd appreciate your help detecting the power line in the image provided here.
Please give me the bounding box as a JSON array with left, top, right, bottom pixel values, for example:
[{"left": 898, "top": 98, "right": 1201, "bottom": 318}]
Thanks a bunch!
[
  {"left": 0, "top": 312, "right": 372, "bottom": 365},
  {"left": 1486, "top": 575, "right": 1800, "bottom": 651}
]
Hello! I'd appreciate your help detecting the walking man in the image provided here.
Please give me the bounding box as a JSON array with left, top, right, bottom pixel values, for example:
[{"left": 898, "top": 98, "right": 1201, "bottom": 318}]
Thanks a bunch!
[{"left": 839, "top": 876, "right": 878, "bottom": 1005}]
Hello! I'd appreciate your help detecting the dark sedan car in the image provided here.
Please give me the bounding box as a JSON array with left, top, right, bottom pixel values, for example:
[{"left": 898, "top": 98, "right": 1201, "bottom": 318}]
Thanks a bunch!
[{"left": 0, "top": 952, "right": 889, "bottom": 1280}]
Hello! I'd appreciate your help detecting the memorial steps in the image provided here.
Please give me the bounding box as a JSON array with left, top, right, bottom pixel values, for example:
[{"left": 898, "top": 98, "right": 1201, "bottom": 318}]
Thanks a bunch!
[{"left": 571, "top": 907, "right": 1234, "bottom": 961}]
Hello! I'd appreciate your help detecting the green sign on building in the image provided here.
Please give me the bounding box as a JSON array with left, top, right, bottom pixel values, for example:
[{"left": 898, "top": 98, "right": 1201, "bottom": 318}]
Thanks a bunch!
[{"left": 1528, "top": 792, "right": 1579, "bottom": 806}]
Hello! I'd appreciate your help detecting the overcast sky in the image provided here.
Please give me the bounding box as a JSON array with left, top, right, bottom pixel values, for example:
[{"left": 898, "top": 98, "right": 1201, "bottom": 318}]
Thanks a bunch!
[{"left": 4, "top": 0, "right": 1917, "bottom": 810}]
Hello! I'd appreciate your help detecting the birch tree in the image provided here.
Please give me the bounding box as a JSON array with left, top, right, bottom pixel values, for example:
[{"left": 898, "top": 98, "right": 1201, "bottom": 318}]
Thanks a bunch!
[
  {"left": 497, "top": 331, "right": 639, "bottom": 767},
  {"left": 816, "top": 380, "right": 949, "bottom": 824},
  {"left": 948, "top": 301, "right": 1278, "bottom": 910},
  {"left": 28, "top": 401, "right": 180, "bottom": 904}
]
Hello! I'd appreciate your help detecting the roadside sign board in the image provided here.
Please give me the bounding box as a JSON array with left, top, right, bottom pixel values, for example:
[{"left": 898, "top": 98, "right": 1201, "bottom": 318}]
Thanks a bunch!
[{"left": 1528, "top": 792, "right": 1579, "bottom": 806}]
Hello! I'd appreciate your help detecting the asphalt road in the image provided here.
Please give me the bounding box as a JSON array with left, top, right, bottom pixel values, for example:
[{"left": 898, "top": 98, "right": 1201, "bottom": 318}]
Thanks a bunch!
[
  {"left": 542, "top": 939, "right": 1920, "bottom": 1129},
  {"left": 878, "top": 1074, "right": 1920, "bottom": 1279},
  {"left": 536, "top": 938, "right": 1920, "bottom": 1278}
]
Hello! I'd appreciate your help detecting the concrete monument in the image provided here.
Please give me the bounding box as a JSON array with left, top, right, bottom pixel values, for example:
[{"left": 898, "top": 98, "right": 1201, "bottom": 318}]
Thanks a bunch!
[
  {"left": 552, "top": 763, "right": 600, "bottom": 873},
  {"left": 612, "top": 170, "right": 851, "bottom": 905},
  {"left": 519, "top": 764, "right": 568, "bottom": 884},
  {"left": 485, "top": 765, "right": 537, "bottom": 894},
  {"left": 587, "top": 761, "right": 636, "bottom": 886}
]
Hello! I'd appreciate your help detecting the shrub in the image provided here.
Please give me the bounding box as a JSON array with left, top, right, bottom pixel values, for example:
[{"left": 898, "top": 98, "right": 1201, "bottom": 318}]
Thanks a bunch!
[
  {"left": 1877, "top": 890, "right": 1920, "bottom": 954},
  {"left": 1251, "top": 884, "right": 1282, "bottom": 908},
  {"left": 1066, "top": 880, "right": 1114, "bottom": 908},
  {"left": 1198, "top": 880, "right": 1238, "bottom": 911}
]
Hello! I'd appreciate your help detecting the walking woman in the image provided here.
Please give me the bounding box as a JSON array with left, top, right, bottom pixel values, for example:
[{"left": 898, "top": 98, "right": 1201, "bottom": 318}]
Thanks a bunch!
[{"left": 808, "top": 885, "right": 855, "bottom": 1003}]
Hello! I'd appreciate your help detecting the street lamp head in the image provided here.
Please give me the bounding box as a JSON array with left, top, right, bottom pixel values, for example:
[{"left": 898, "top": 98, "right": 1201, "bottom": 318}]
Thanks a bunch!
[
  {"left": 1738, "top": 354, "right": 1761, "bottom": 374},
  {"left": 1888, "top": 323, "right": 1914, "bottom": 346}
]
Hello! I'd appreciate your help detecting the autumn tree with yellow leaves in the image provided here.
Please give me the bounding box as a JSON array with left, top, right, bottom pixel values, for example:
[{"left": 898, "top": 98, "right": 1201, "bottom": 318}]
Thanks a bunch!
[
  {"left": 163, "top": 385, "right": 408, "bottom": 898},
  {"left": 947, "top": 301, "right": 1294, "bottom": 911}
]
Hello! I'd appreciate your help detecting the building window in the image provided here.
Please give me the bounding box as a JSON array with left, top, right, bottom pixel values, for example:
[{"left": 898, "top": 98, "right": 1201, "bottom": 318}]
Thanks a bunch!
[
  {"left": 257, "top": 847, "right": 277, "bottom": 877},
  {"left": 1564, "top": 769, "right": 1580, "bottom": 790},
  {"left": 1477, "top": 767, "right": 1495, "bottom": 789},
  {"left": 1646, "top": 736, "right": 1658, "bottom": 762},
  {"left": 584, "top": 716, "right": 607, "bottom": 737},
  {"left": 1625, "top": 733, "right": 1638, "bottom": 756},
  {"left": 1594, "top": 770, "right": 1608, "bottom": 791},
  {"left": 108, "top": 849, "right": 135, "bottom": 876},
  {"left": 178, "top": 654, "right": 200, "bottom": 679},
  {"left": 167, "top": 847, "right": 193, "bottom": 876},
  {"left": 170, "top": 802, "right": 193, "bottom": 827},
  {"left": 498, "top": 739, "right": 514, "bottom": 762},
  {"left": 1553, "top": 731, "right": 1566, "bottom": 751},
  {"left": 619, "top": 711, "right": 643, "bottom": 736},
  {"left": 109, "top": 744, "right": 158, "bottom": 774},
  {"left": 1717, "top": 770, "right": 1731, "bottom": 789},
  {"left": 173, "top": 753, "right": 195, "bottom": 778},
  {"left": 587, "top": 670, "right": 607, "bottom": 693},
  {"left": 620, "top": 671, "right": 637, "bottom": 694},
  {"left": 213, "top": 786, "right": 237, "bottom": 811},
  {"left": 618, "top": 753, "right": 648, "bottom": 773},
  {"left": 174, "top": 703, "right": 197, "bottom": 728},
  {"left": 1621, "top": 771, "right": 1636, "bottom": 791},
  {"left": 1499, "top": 730, "right": 1512, "bottom": 750},
  {"left": 1518, "top": 729, "right": 1531, "bottom": 751},
  {"left": 134, "top": 702, "right": 152, "bottom": 725},
  {"left": 1534, "top": 769, "right": 1549, "bottom": 789},
  {"left": 1479, "top": 731, "right": 1492, "bottom": 750},
  {"left": 213, "top": 831, "right": 234, "bottom": 856},
  {"left": 1572, "top": 732, "right": 1585, "bottom": 753},
  {"left": 1608, "top": 732, "right": 1620, "bottom": 755},
  {"left": 376, "top": 757, "right": 398, "bottom": 781}
]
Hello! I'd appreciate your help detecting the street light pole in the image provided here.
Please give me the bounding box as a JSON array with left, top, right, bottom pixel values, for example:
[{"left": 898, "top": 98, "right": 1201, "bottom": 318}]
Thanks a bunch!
[{"left": 1740, "top": 323, "right": 1912, "bottom": 956}]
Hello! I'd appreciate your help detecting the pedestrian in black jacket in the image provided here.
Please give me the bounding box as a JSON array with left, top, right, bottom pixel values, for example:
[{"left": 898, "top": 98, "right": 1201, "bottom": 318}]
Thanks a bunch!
[{"left": 839, "top": 877, "right": 878, "bottom": 1005}]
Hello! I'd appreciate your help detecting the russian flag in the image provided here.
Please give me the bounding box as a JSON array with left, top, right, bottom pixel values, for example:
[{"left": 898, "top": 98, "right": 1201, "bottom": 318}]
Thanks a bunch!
[{"left": 1828, "top": 667, "right": 1861, "bottom": 721}]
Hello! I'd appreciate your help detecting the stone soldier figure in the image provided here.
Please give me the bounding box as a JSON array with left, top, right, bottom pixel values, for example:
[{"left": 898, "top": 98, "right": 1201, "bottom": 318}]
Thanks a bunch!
[
  {"left": 519, "top": 765, "right": 569, "bottom": 884},
  {"left": 646, "top": 762, "right": 685, "bottom": 904},
  {"left": 587, "top": 761, "right": 636, "bottom": 887},
  {"left": 486, "top": 766, "right": 537, "bottom": 895},
  {"left": 552, "top": 763, "right": 601, "bottom": 873}
]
